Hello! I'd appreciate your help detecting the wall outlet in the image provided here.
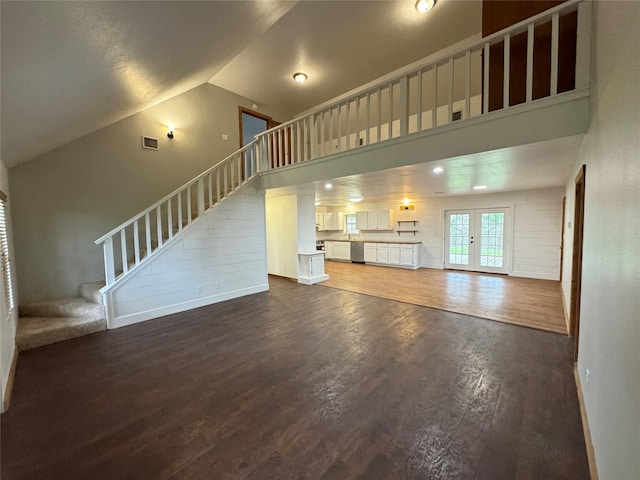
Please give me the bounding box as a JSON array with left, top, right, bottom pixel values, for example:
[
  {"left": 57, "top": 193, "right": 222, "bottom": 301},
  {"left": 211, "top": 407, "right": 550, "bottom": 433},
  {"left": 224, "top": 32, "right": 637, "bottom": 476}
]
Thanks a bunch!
[
  {"left": 222, "top": 134, "right": 229, "bottom": 141},
  {"left": 215, "top": 282, "right": 221, "bottom": 290},
  {"left": 196, "top": 285, "right": 203, "bottom": 294},
  {"left": 585, "top": 368, "right": 590, "bottom": 387}
]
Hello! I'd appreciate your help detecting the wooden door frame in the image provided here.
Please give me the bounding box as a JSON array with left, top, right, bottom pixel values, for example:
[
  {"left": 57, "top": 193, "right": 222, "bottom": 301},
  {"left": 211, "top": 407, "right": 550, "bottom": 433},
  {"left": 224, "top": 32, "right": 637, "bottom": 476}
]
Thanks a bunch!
[
  {"left": 238, "top": 107, "right": 273, "bottom": 149},
  {"left": 560, "top": 195, "right": 566, "bottom": 282},
  {"left": 569, "top": 165, "right": 586, "bottom": 361}
]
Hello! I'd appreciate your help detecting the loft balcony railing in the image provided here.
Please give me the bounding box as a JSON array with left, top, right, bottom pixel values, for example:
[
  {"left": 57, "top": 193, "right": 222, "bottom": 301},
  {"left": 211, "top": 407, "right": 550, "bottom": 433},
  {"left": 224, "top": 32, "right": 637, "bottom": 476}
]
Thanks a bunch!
[{"left": 96, "top": 0, "right": 590, "bottom": 290}]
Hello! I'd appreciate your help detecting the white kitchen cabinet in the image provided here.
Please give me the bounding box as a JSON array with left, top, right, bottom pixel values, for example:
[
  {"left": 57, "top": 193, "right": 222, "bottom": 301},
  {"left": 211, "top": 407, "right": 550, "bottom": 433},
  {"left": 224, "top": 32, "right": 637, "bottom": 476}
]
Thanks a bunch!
[
  {"left": 325, "top": 241, "right": 336, "bottom": 259},
  {"left": 325, "top": 241, "right": 350, "bottom": 261},
  {"left": 388, "top": 244, "right": 400, "bottom": 265},
  {"left": 400, "top": 245, "right": 416, "bottom": 266},
  {"left": 376, "top": 244, "right": 389, "bottom": 264},
  {"left": 317, "top": 212, "right": 344, "bottom": 231},
  {"left": 355, "top": 209, "right": 394, "bottom": 230},
  {"left": 363, "top": 242, "right": 420, "bottom": 269},
  {"left": 364, "top": 243, "right": 377, "bottom": 263},
  {"left": 335, "top": 242, "right": 351, "bottom": 261}
]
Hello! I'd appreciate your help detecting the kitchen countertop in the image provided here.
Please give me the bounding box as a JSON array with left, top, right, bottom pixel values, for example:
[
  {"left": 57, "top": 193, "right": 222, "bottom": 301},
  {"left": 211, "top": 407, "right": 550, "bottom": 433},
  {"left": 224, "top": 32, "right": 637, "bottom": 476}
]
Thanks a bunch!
[{"left": 319, "top": 240, "right": 421, "bottom": 245}]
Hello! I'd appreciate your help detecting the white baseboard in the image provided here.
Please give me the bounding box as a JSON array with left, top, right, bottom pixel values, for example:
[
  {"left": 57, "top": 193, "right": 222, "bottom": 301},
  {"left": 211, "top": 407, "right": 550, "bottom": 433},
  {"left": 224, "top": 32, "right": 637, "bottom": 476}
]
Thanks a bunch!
[
  {"left": 108, "top": 283, "right": 270, "bottom": 329},
  {"left": 298, "top": 274, "right": 329, "bottom": 285},
  {"left": 510, "top": 270, "right": 560, "bottom": 281},
  {"left": 574, "top": 366, "right": 599, "bottom": 480}
]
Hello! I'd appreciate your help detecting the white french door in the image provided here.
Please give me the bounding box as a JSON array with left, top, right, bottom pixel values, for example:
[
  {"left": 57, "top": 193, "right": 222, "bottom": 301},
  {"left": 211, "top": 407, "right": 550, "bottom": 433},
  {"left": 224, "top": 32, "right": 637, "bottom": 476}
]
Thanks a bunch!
[{"left": 445, "top": 208, "right": 510, "bottom": 274}]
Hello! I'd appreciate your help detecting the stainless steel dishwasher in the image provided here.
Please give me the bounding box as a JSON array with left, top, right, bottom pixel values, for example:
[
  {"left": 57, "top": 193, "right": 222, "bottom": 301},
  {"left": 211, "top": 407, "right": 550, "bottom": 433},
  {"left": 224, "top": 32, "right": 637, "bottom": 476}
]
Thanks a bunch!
[{"left": 350, "top": 241, "right": 364, "bottom": 263}]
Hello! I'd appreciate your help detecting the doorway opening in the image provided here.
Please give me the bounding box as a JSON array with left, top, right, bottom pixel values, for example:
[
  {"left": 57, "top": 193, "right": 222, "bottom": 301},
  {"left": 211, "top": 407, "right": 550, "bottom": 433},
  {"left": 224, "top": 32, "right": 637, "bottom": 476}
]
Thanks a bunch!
[
  {"left": 569, "top": 165, "right": 586, "bottom": 361},
  {"left": 239, "top": 107, "right": 275, "bottom": 179},
  {"left": 445, "top": 207, "right": 511, "bottom": 274}
]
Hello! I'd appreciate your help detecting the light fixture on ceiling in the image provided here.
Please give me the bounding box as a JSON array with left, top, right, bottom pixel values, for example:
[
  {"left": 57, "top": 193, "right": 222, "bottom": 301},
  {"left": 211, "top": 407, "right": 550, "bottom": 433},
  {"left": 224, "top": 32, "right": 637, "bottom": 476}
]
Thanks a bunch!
[
  {"left": 293, "top": 72, "right": 308, "bottom": 84},
  {"left": 324, "top": 183, "right": 333, "bottom": 190},
  {"left": 167, "top": 124, "right": 175, "bottom": 139},
  {"left": 473, "top": 185, "right": 488, "bottom": 190},
  {"left": 432, "top": 166, "right": 444, "bottom": 174},
  {"left": 347, "top": 196, "right": 363, "bottom": 203},
  {"left": 415, "top": 0, "right": 436, "bottom": 14}
]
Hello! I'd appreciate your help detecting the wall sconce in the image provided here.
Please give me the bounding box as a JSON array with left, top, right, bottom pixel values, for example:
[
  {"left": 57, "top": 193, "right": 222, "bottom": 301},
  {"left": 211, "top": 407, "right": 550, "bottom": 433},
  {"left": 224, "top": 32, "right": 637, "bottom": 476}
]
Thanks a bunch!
[
  {"left": 401, "top": 200, "right": 415, "bottom": 210},
  {"left": 167, "top": 124, "right": 175, "bottom": 139}
]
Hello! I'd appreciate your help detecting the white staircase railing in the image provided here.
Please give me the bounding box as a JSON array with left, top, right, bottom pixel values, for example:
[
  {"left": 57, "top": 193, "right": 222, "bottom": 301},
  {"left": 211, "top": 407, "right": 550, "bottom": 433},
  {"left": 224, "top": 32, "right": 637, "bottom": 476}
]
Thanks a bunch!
[
  {"left": 255, "top": 0, "right": 589, "bottom": 168},
  {"left": 95, "top": 140, "right": 264, "bottom": 288},
  {"left": 96, "top": 0, "right": 589, "bottom": 290}
]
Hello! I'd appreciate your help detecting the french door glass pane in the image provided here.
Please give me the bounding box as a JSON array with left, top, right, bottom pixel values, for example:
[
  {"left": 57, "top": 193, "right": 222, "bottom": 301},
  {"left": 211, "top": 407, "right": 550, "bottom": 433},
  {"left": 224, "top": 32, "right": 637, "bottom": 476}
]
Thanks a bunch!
[
  {"left": 480, "top": 212, "right": 504, "bottom": 268},
  {"left": 449, "top": 213, "right": 470, "bottom": 265}
]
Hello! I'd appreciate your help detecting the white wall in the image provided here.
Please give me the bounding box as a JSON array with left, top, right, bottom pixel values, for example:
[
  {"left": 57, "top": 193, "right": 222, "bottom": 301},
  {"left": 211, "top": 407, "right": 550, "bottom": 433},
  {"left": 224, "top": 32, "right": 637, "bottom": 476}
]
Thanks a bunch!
[
  {"left": 562, "top": 2, "right": 640, "bottom": 479},
  {"left": 265, "top": 195, "right": 298, "bottom": 279},
  {"left": 0, "top": 158, "right": 19, "bottom": 411},
  {"left": 106, "top": 186, "right": 268, "bottom": 328},
  {"left": 9, "top": 83, "right": 288, "bottom": 303},
  {"left": 320, "top": 188, "right": 563, "bottom": 280}
]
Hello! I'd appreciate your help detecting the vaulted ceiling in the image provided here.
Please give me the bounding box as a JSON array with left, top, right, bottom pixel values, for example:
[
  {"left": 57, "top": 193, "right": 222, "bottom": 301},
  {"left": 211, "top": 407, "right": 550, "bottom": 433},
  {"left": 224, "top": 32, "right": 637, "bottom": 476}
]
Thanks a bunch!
[{"left": 0, "top": 0, "right": 481, "bottom": 168}]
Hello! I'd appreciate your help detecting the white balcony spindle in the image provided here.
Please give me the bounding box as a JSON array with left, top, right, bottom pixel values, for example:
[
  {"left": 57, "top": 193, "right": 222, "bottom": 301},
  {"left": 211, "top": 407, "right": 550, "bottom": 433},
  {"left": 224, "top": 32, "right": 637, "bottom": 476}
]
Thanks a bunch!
[
  {"left": 365, "top": 93, "right": 371, "bottom": 144},
  {"left": 417, "top": 70, "right": 423, "bottom": 131},
  {"left": 120, "top": 229, "right": 128, "bottom": 274},
  {"left": 103, "top": 237, "right": 115, "bottom": 286},
  {"left": 284, "top": 127, "right": 290, "bottom": 165},
  {"left": 575, "top": 0, "right": 592, "bottom": 90},
  {"left": 167, "top": 199, "right": 173, "bottom": 239},
  {"left": 345, "top": 101, "right": 351, "bottom": 149},
  {"left": 337, "top": 104, "right": 342, "bottom": 151},
  {"left": 483, "top": 42, "right": 490, "bottom": 114},
  {"left": 464, "top": 50, "right": 471, "bottom": 119},
  {"left": 133, "top": 220, "right": 140, "bottom": 264},
  {"left": 296, "top": 121, "right": 302, "bottom": 162},
  {"left": 186, "top": 186, "right": 192, "bottom": 224},
  {"left": 156, "top": 206, "right": 163, "bottom": 248},
  {"left": 432, "top": 64, "right": 438, "bottom": 128},
  {"left": 447, "top": 57, "right": 454, "bottom": 122},
  {"left": 355, "top": 97, "right": 361, "bottom": 146},
  {"left": 208, "top": 172, "right": 213, "bottom": 208},
  {"left": 526, "top": 23, "right": 534, "bottom": 103},
  {"left": 177, "top": 192, "right": 183, "bottom": 232},
  {"left": 400, "top": 76, "right": 408, "bottom": 136},
  {"left": 388, "top": 82, "right": 393, "bottom": 139},
  {"left": 503, "top": 33, "right": 511, "bottom": 109},
  {"left": 376, "top": 88, "right": 381, "bottom": 142},
  {"left": 145, "top": 213, "right": 152, "bottom": 255},
  {"left": 551, "top": 12, "right": 559, "bottom": 95},
  {"left": 197, "top": 178, "right": 205, "bottom": 215}
]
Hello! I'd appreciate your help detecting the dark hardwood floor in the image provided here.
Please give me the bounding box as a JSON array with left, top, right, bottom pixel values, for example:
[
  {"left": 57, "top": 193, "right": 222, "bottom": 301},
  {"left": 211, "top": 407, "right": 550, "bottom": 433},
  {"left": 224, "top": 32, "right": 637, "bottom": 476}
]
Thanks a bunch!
[{"left": 1, "top": 276, "right": 589, "bottom": 479}]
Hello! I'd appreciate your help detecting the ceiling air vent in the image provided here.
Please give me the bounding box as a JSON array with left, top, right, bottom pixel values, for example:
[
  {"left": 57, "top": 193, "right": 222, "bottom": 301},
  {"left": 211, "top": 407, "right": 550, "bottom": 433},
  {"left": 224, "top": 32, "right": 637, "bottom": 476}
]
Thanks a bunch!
[{"left": 142, "top": 136, "right": 159, "bottom": 150}]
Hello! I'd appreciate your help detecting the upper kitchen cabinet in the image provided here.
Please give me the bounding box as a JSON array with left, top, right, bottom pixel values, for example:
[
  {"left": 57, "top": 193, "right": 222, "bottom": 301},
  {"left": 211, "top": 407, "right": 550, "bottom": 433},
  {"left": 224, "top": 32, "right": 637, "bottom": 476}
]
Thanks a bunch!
[
  {"left": 317, "top": 212, "right": 344, "bottom": 231},
  {"left": 356, "top": 209, "right": 394, "bottom": 231}
]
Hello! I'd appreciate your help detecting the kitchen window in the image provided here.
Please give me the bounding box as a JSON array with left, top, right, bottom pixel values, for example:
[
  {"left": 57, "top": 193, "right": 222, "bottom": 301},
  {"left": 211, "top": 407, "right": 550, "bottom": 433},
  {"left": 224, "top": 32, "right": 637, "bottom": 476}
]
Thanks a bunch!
[{"left": 345, "top": 214, "right": 359, "bottom": 234}]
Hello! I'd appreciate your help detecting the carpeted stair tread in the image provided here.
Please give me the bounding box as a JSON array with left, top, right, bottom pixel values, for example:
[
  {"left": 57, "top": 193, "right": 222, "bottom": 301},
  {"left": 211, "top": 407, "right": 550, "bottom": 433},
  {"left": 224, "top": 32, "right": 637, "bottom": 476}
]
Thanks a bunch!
[
  {"left": 19, "top": 296, "right": 105, "bottom": 319},
  {"left": 80, "top": 281, "right": 105, "bottom": 304},
  {"left": 16, "top": 316, "right": 106, "bottom": 350}
]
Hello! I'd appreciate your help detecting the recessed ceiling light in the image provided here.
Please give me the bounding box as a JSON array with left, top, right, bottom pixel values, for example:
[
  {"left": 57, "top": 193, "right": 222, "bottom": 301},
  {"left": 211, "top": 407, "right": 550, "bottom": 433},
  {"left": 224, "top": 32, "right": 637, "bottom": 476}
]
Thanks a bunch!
[
  {"left": 324, "top": 183, "right": 333, "bottom": 190},
  {"left": 415, "top": 0, "right": 436, "bottom": 14},
  {"left": 473, "top": 185, "right": 488, "bottom": 190},
  {"left": 293, "top": 72, "right": 308, "bottom": 84},
  {"left": 314, "top": 201, "right": 321, "bottom": 206},
  {"left": 347, "top": 196, "right": 363, "bottom": 202},
  {"left": 432, "top": 166, "right": 444, "bottom": 174}
]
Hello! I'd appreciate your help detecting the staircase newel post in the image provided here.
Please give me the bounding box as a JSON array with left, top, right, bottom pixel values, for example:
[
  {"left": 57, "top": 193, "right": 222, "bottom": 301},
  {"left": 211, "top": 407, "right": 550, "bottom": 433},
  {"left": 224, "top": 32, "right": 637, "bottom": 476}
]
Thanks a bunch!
[{"left": 103, "top": 237, "right": 116, "bottom": 287}]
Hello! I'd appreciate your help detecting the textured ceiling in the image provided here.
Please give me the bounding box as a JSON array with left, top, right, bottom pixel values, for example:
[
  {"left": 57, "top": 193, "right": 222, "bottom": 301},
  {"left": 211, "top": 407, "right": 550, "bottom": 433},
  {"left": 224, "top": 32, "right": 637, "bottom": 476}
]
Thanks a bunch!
[{"left": 0, "top": 0, "right": 481, "bottom": 168}]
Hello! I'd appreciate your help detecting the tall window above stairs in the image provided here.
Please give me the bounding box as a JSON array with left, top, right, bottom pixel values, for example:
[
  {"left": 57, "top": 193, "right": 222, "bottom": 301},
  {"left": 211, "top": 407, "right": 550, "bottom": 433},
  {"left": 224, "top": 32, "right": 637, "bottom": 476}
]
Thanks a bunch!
[{"left": 0, "top": 191, "right": 15, "bottom": 315}]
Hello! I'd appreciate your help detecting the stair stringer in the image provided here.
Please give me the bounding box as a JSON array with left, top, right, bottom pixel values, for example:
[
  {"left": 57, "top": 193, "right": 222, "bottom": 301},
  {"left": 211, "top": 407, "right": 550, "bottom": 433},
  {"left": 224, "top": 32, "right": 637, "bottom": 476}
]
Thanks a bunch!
[{"left": 102, "top": 180, "right": 268, "bottom": 329}]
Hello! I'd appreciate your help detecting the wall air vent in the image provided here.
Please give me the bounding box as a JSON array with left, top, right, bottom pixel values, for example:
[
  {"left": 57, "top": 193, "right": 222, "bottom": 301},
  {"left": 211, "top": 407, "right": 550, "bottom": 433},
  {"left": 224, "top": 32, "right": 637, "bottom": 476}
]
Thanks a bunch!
[
  {"left": 142, "top": 136, "right": 159, "bottom": 150},
  {"left": 452, "top": 110, "right": 462, "bottom": 122}
]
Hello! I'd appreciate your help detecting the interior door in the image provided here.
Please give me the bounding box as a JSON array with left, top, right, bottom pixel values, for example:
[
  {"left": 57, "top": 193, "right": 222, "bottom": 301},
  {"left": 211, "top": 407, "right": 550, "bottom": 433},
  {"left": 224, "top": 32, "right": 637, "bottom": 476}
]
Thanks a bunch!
[{"left": 445, "top": 208, "right": 510, "bottom": 274}]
